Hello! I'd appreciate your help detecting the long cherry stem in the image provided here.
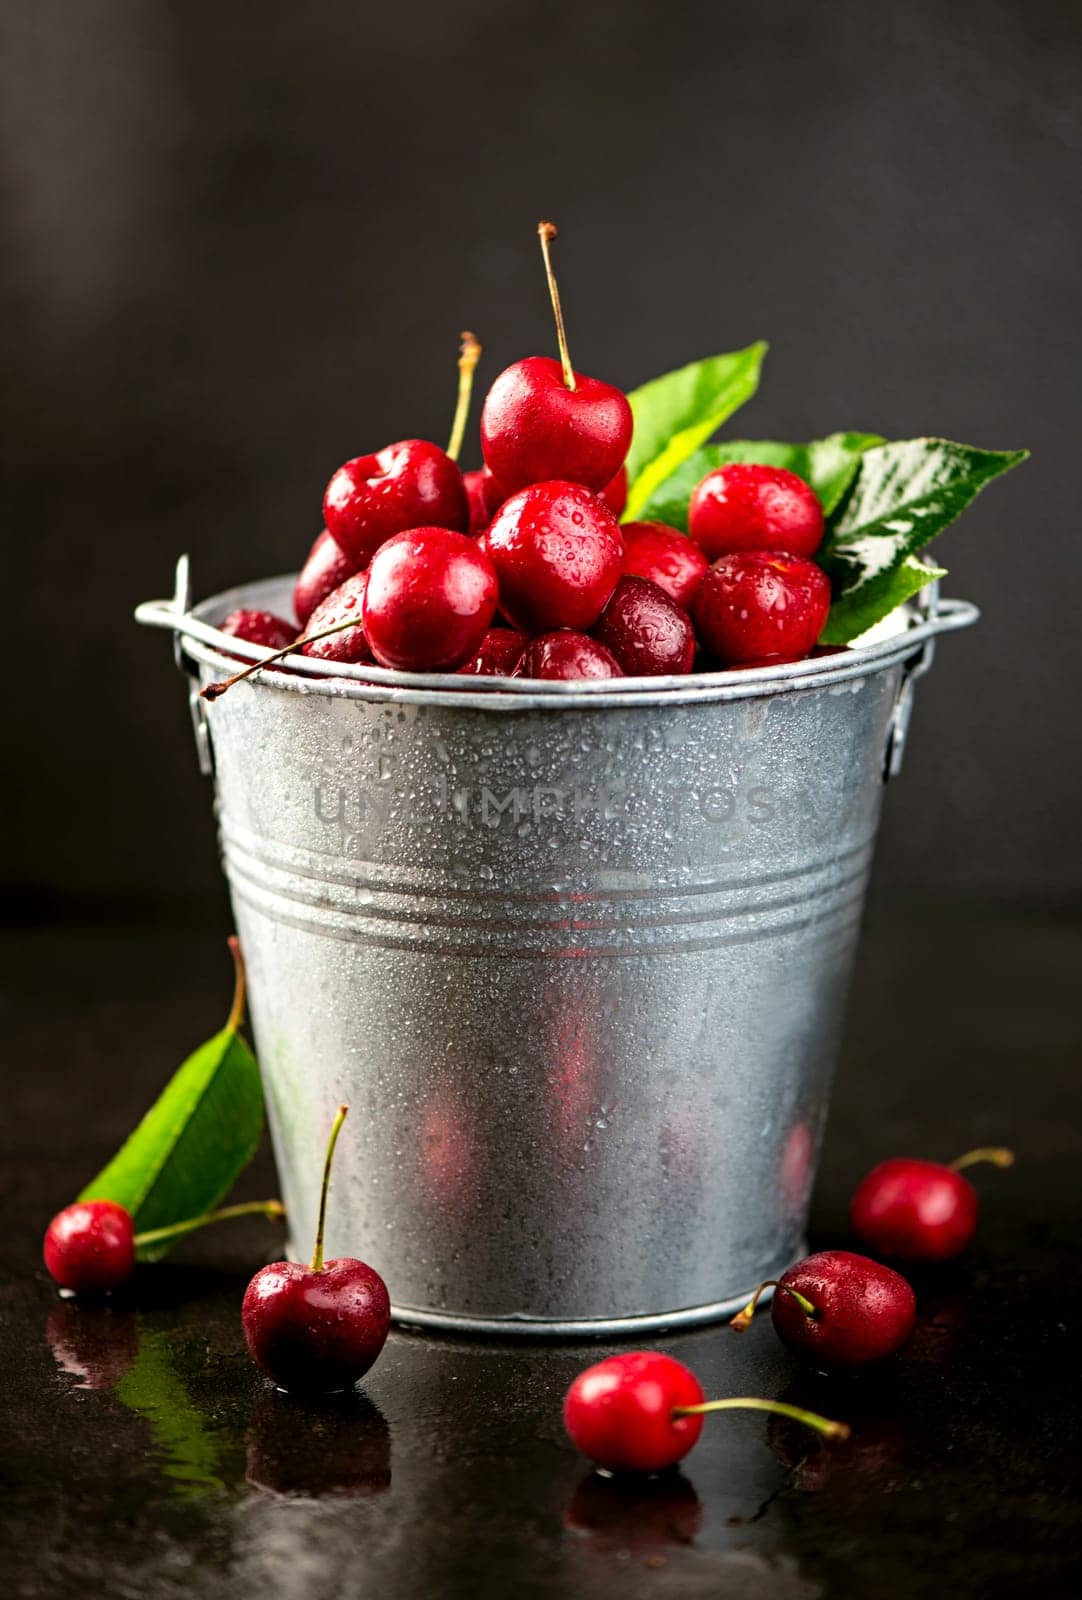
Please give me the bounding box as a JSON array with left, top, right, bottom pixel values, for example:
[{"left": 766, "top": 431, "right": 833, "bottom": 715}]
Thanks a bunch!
[
  {"left": 226, "top": 935, "right": 247, "bottom": 1032},
  {"left": 672, "top": 1397, "right": 849, "bottom": 1441},
  {"left": 730, "top": 1280, "right": 818, "bottom": 1332},
  {"left": 201, "top": 611, "right": 368, "bottom": 701},
  {"left": 446, "top": 331, "right": 482, "bottom": 462},
  {"left": 537, "top": 221, "right": 576, "bottom": 391},
  {"left": 133, "top": 1199, "right": 285, "bottom": 1248},
  {"left": 950, "top": 1147, "right": 1015, "bottom": 1173},
  {"left": 311, "top": 1104, "right": 349, "bottom": 1273}
]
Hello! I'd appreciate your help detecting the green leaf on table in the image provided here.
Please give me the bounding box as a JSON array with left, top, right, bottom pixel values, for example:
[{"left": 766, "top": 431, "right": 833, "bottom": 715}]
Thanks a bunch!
[
  {"left": 623, "top": 343, "right": 767, "bottom": 520},
  {"left": 820, "top": 438, "right": 1028, "bottom": 642},
  {"left": 79, "top": 939, "right": 265, "bottom": 1260},
  {"left": 634, "top": 431, "right": 884, "bottom": 531}
]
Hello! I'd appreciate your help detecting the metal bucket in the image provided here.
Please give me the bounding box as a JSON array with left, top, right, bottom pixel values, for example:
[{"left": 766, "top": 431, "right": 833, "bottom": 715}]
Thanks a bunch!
[{"left": 137, "top": 558, "right": 976, "bottom": 1336}]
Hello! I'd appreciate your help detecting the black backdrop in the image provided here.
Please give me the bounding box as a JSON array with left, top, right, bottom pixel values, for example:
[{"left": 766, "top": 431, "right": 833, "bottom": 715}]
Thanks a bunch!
[{"left": 3, "top": 0, "right": 1079, "bottom": 911}]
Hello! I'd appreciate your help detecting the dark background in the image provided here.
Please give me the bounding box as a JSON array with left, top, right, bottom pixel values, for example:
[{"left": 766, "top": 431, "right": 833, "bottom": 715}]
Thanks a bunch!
[{"left": 2, "top": 0, "right": 1079, "bottom": 912}]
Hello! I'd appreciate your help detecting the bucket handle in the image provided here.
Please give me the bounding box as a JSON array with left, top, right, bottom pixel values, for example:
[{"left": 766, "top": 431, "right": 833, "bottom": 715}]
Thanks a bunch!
[{"left": 140, "top": 554, "right": 216, "bottom": 777}]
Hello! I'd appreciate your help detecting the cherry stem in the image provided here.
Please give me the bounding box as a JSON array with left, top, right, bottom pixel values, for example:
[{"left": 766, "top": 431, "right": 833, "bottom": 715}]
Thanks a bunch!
[
  {"left": 201, "top": 612, "right": 367, "bottom": 701},
  {"left": 133, "top": 1199, "right": 285, "bottom": 1249},
  {"left": 672, "top": 1397, "right": 850, "bottom": 1442},
  {"left": 950, "top": 1147, "right": 1015, "bottom": 1173},
  {"left": 311, "top": 1104, "right": 349, "bottom": 1273},
  {"left": 226, "top": 935, "right": 247, "bottom": 1033},
  {"left": 537, "top": 220, "right": 576, "bottom": 391},
  {"left": 446, "top": 330, "right": 482, "bottom": 462},
  {"left": 730, "top": 1280, "right": 818, "bottom": 1332}
]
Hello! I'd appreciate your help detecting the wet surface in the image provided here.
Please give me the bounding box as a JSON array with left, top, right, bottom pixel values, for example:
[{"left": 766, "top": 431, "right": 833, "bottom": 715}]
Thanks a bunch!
[{"left": 3, "top": 896, "right": 1080, "bottom": 1598}]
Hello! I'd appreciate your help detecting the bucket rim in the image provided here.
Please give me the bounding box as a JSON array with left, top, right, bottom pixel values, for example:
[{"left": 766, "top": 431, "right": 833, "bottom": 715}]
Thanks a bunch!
[{"left": 136, "top": 560, "right": 979, "bottom": 711}]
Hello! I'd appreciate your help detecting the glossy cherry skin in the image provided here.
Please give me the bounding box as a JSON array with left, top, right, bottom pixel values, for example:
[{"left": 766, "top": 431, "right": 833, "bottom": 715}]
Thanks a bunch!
[
  {"left": 363, "top": 527, "right": 498, "bottom": 672},
  {"left": 599, "top": 464, "right": 628, "bottom": 519},
  {"left": 463, "top": 467, "right": 506, "bottom": 535},
  {"left": 564, "top": 1351, "right": 705, "bottom": 1474},
  {"left": 692, "top": 551, "right": 831, "bottom": 666},
  {"left": 456, "top": 627, "right": 527, "bottom": 677},
  {"left": 301, "top": 571, "right": 373, "bottom": 663},
  {"left": 294, "top": 529, "right": 360, "bottom": 628},
  {"left": 850, "top": 1159, "right": 980, "bottom": 1262},
  {"left": 621, "top": 521, "right": 709, "bottom": 609},
  {"left": 323, "top": 440, "right": 469, "bottom": 566},
  {"left": 485, "top": 481, "right": 623, "bottom": 633},
  {"left": 242, "top": 1257, "right": 390, "bottom": 1395},
  {"left": 689, "top": 463, "right": 824, "bottom": 561},
  {"left": 593, "top": 576, "right": 696, "bottom": 677},
  {"left": 481, "top": 357, "right": 633, "bottom": 496},
  {"left": 220, "top": 609, "right": 298, "bottom": 650},
  {"left": 771, "top": 1250, "right": 917, "bottom": 1367},
  {"left": 517, "top": 632, "right": 623, "bottom": 682},
  {"left": 44, "top": 1201, "right": 135, "bottom": 1294}
]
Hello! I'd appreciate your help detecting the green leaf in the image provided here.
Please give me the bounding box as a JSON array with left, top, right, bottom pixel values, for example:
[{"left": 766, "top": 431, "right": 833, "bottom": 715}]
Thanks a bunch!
[
  {"left": 79, "top": 941, "right": 265, "bottom": 1260},
  {"left": 624, "top": 343, "right": 767, "bottom": 520},
  {"left": 634, "top": 431, "right": 884, "bottom": 531},
  {"left": 820, "top": 438, "right": 1028, "bottom": 642}
]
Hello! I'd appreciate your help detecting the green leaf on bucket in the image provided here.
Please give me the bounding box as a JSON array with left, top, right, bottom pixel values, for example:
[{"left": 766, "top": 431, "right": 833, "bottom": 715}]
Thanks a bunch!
[
  {"left": 79, "top": 939, "right": 265, "bottom": 1261},
  {"left": 820, "top": 438, "right": 1028, "bottom": 642},
  {"left": 634, "top": 431, "right": 884, "bottom": 531},
  {"left": 623, "top": 343, "right": 767, "bottom": 520}
]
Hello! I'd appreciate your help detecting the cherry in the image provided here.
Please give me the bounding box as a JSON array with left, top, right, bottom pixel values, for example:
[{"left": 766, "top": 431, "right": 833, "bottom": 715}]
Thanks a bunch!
[
  {"left": 485, "top": 481, "right": 623, "bottom": 633},
  {"left": 563, "top": 1351, "right": 847, "bottom": 1475},
  {"left": 43, "top": 1197, "right": 285, "bottom": 1296},
  {"left": 599, "top": 464, "right": 628, "bottom": 519},
  {"left": 463, "top": 469, "right": 494, "bottom": 535},
  {"left": 593, "top": 576, "right": 696, "bottom": 677},
  {"left": 323, "top": 440, "right": 468, "bottom": 567},
  {"left": 300, "top": 571, "right": 373, "bottom": 664},
  {"left": 220, "top": 609, "right": 298, "bottom": 651},
  {"left": 242, "top": 1105, "right": 390, "bottom": 1395},
  {"left": 620, "top": 521, "right": 709, "bottom": 609},
  {"left": 517, "top": 632, "right": 623, "bottom": 682},
  {"left": 362, "top": 527, "right": 498, "bottom": 671},
  {"left": 732, "top": 1249, "right": 917, "bottom": 1366},
  {"left": 850, "top": 1147, "right": 1015, "bottom": 1263},
  {"left": 692, "top": 550, "right": 831, "bottom": 666},
  {"left": 294, "top": 529, "right": 360, "bottom": 629},
  {"left": 456, "top": 627, "right": 527, "bottom": 677},
  {"left": 480, "top": 223, "right": 632, "bottom": 495},
  {"left": 44, "top": 1201, "right": 134, "bottom": 1294},
  {"left": 689, "top": 463, "right": 825, "bottom": 561}
]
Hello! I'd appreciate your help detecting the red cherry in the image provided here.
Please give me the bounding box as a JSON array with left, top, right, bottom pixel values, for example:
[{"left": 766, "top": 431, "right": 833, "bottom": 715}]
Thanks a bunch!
[
  {"left": 481, "top": 356, "right": 632, "bottom": 497},
  {"left": 692, "top": 551, "right": 831, "bottom": 666},
  {"left": 517, "top": 632, "right": 623, "bottom": 682},
  {"left": 563, "top": 1352, "right": 849, "bottom": 1476},
  {"left": 363, "top": 527, "right": 498, "bottom": 672},
  {"left": 242, "top": 1106, "right": 390, "bottom": 1396},
  {"left": 599, "top": 463, "right": 628, "bottom": 519},
  {"left": 593, "top": 576, "right": 696, "bottom": 677},
  {"left": 732, "top": 1249, "right": 917, "bottom": 1366},
  {"left": 689, "top": 463, "right": 825, "bottom": 561},
  {"left": 44, "top": 1201, "right": 135, "bottom": 1294},
  {"left": 294, "top": 529, "right": 360, "bottom": 628},
  {"left": 485, "top": 481, "right": 623, "bottom": 633},
  {"left": 323, "top": 440, "right": 468, "bottom": 566},
  {"left": 479, "top": 224, "right": 631, "bottom": 495},
  {"left": 621, "top": 521, "right": 709, "bottom": 609},
  {"left": 563, "top": 1352, "right": 705, "bottom": 1474},
  {"left": 456, "top": 627, "right": 527, "bottom": 677},
  {"left": 850, "top": 1148, "right": 1014, "bottom": 1262},
  {"left": 301, "top": 571, "right": 373, "bottom": 664},
  {"left": 463, "top": 467, "right": 506, "bottom": 535},
  {"left": 220, "top": 609, "right": 298, "bottom": 651}
]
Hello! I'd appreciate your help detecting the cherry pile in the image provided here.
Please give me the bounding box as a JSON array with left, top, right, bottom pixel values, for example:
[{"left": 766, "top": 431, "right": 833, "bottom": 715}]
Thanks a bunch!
[{"left": 213, "top": 224, "right": 834, "bottom": 689}]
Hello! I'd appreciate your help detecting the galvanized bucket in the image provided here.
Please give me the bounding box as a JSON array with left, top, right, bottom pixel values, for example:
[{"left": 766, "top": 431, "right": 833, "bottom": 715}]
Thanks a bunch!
[{"left": 137, "top": 558, "right": 976, "bottom": 1336}]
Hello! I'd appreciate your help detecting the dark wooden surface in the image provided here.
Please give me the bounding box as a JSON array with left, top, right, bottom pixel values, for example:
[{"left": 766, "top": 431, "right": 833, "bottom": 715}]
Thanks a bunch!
[{"left": 2, "top": 894, "right": 1080, "bottom": 1598}]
